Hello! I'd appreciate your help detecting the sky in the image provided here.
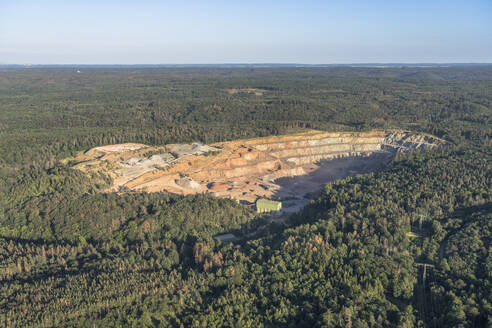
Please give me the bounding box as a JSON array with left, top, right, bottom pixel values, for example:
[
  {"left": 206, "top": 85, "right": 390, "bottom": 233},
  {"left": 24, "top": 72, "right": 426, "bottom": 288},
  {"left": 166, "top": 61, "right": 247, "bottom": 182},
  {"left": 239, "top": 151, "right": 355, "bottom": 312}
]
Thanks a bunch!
[{"left": 0, "top": 0, "right": 491, "bottom": 64}]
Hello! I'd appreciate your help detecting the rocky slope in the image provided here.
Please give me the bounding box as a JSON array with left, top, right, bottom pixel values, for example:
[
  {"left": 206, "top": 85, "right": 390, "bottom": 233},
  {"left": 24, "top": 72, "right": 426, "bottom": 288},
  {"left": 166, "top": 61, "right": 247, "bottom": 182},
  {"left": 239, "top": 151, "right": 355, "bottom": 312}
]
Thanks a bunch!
[{"left": 71, "top": 130, "right": 448, "bottom": 203}]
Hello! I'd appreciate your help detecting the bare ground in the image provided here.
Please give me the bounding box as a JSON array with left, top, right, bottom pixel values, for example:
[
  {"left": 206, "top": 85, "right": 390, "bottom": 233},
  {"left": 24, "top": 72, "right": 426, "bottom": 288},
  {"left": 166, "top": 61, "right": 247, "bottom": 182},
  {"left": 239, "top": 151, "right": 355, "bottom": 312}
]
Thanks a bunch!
[{"left": 273, "top": 152, "right": 393, "bottom": 212}]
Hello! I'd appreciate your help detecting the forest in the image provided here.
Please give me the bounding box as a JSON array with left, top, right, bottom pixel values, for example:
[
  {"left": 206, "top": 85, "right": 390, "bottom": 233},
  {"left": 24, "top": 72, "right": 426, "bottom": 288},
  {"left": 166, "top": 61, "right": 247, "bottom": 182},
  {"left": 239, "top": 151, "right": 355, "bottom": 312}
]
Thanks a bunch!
[{"left": 0, "top": 66, "right": 490, "bottom": 327}]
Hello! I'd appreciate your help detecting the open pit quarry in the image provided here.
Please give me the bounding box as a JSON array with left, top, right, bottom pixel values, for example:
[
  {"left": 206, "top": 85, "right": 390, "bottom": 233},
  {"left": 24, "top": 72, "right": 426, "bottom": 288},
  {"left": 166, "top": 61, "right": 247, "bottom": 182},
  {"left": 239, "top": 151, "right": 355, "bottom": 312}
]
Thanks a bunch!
[{"left": 71, "top": 130, "right": 448, "bottom": 212}]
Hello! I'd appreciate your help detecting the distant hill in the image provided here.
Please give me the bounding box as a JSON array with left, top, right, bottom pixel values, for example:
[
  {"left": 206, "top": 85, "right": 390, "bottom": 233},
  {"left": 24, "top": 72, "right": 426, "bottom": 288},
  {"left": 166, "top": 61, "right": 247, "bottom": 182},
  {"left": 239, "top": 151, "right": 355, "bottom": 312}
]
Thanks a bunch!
[{"left": 2, "top": 64, "right": 492, "bottom": 80}]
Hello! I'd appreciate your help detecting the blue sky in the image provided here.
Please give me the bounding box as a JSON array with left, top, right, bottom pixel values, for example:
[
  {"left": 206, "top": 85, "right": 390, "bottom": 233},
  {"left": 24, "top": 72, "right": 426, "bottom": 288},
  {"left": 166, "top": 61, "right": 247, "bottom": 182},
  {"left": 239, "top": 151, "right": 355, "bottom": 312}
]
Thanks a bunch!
[{"left": 0, "top": 0, "right": 491, "bottom": 64}]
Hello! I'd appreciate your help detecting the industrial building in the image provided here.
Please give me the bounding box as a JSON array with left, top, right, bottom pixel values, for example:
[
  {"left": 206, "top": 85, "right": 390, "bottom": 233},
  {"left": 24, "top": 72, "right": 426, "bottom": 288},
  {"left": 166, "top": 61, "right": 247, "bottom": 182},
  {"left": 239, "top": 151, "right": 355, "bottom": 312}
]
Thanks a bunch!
[{"left": 256, "top": 198, "right": 282, "bottom": 213}]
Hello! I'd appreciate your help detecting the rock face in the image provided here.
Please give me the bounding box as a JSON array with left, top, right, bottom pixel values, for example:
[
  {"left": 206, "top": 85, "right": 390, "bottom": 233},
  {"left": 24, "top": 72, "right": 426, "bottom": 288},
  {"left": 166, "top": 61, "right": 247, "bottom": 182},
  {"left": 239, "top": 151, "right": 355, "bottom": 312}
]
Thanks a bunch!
[{"left": 72, "top": 130, "right": 448, "bottom": 202}]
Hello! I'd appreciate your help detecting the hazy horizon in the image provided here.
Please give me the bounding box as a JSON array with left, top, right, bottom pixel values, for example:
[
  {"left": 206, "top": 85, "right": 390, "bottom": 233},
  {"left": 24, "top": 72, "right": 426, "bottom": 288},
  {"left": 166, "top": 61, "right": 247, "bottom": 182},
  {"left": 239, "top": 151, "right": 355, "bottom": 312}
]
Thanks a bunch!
[
  {"left": 2, "top": 63, "right": 492, "bottom": 66},
  {"left": 1, "top": 0, "right": 491, "bottom": 65}
]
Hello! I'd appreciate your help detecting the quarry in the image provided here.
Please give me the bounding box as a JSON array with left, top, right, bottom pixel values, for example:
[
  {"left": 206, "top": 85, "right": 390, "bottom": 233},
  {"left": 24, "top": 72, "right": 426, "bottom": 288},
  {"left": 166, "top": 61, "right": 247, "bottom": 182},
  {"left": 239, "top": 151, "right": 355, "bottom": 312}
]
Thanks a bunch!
[{"left": 71, "top": 130, "right": 448, "bottom": 212}]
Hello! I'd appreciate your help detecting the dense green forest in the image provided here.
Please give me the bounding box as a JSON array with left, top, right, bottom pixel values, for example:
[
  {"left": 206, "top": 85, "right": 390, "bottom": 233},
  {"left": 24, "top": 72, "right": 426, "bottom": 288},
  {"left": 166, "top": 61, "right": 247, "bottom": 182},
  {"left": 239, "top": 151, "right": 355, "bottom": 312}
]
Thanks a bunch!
[{"left": 0, "top": 66, "right": 491, "bottom": 327}]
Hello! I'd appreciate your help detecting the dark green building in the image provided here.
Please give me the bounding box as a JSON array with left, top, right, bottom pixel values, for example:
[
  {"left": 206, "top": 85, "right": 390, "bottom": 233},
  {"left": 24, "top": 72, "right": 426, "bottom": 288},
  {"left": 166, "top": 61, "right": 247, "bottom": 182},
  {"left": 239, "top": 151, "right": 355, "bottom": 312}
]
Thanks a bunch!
[{"left": 256, "top": 198, "right": 282, "bottom": 213}]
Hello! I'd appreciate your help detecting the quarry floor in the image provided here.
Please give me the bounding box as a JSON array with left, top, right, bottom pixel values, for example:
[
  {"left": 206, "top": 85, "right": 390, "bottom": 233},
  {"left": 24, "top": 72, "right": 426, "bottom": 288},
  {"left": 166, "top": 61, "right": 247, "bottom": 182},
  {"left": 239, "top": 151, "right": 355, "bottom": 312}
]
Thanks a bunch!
[
  {"left": 268, "top": 152, "right": 393, "bottom": 214},
  {"left": 71, "top": 129, "right": 445, "bottom": 221}
]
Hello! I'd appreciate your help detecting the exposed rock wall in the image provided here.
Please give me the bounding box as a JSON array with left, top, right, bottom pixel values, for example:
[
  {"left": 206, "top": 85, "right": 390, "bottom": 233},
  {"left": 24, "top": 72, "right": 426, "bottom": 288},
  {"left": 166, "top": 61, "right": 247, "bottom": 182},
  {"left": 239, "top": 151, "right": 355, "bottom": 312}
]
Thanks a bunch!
[{"left": 71, "top": 130, "right": 448, "bottom": 201}]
